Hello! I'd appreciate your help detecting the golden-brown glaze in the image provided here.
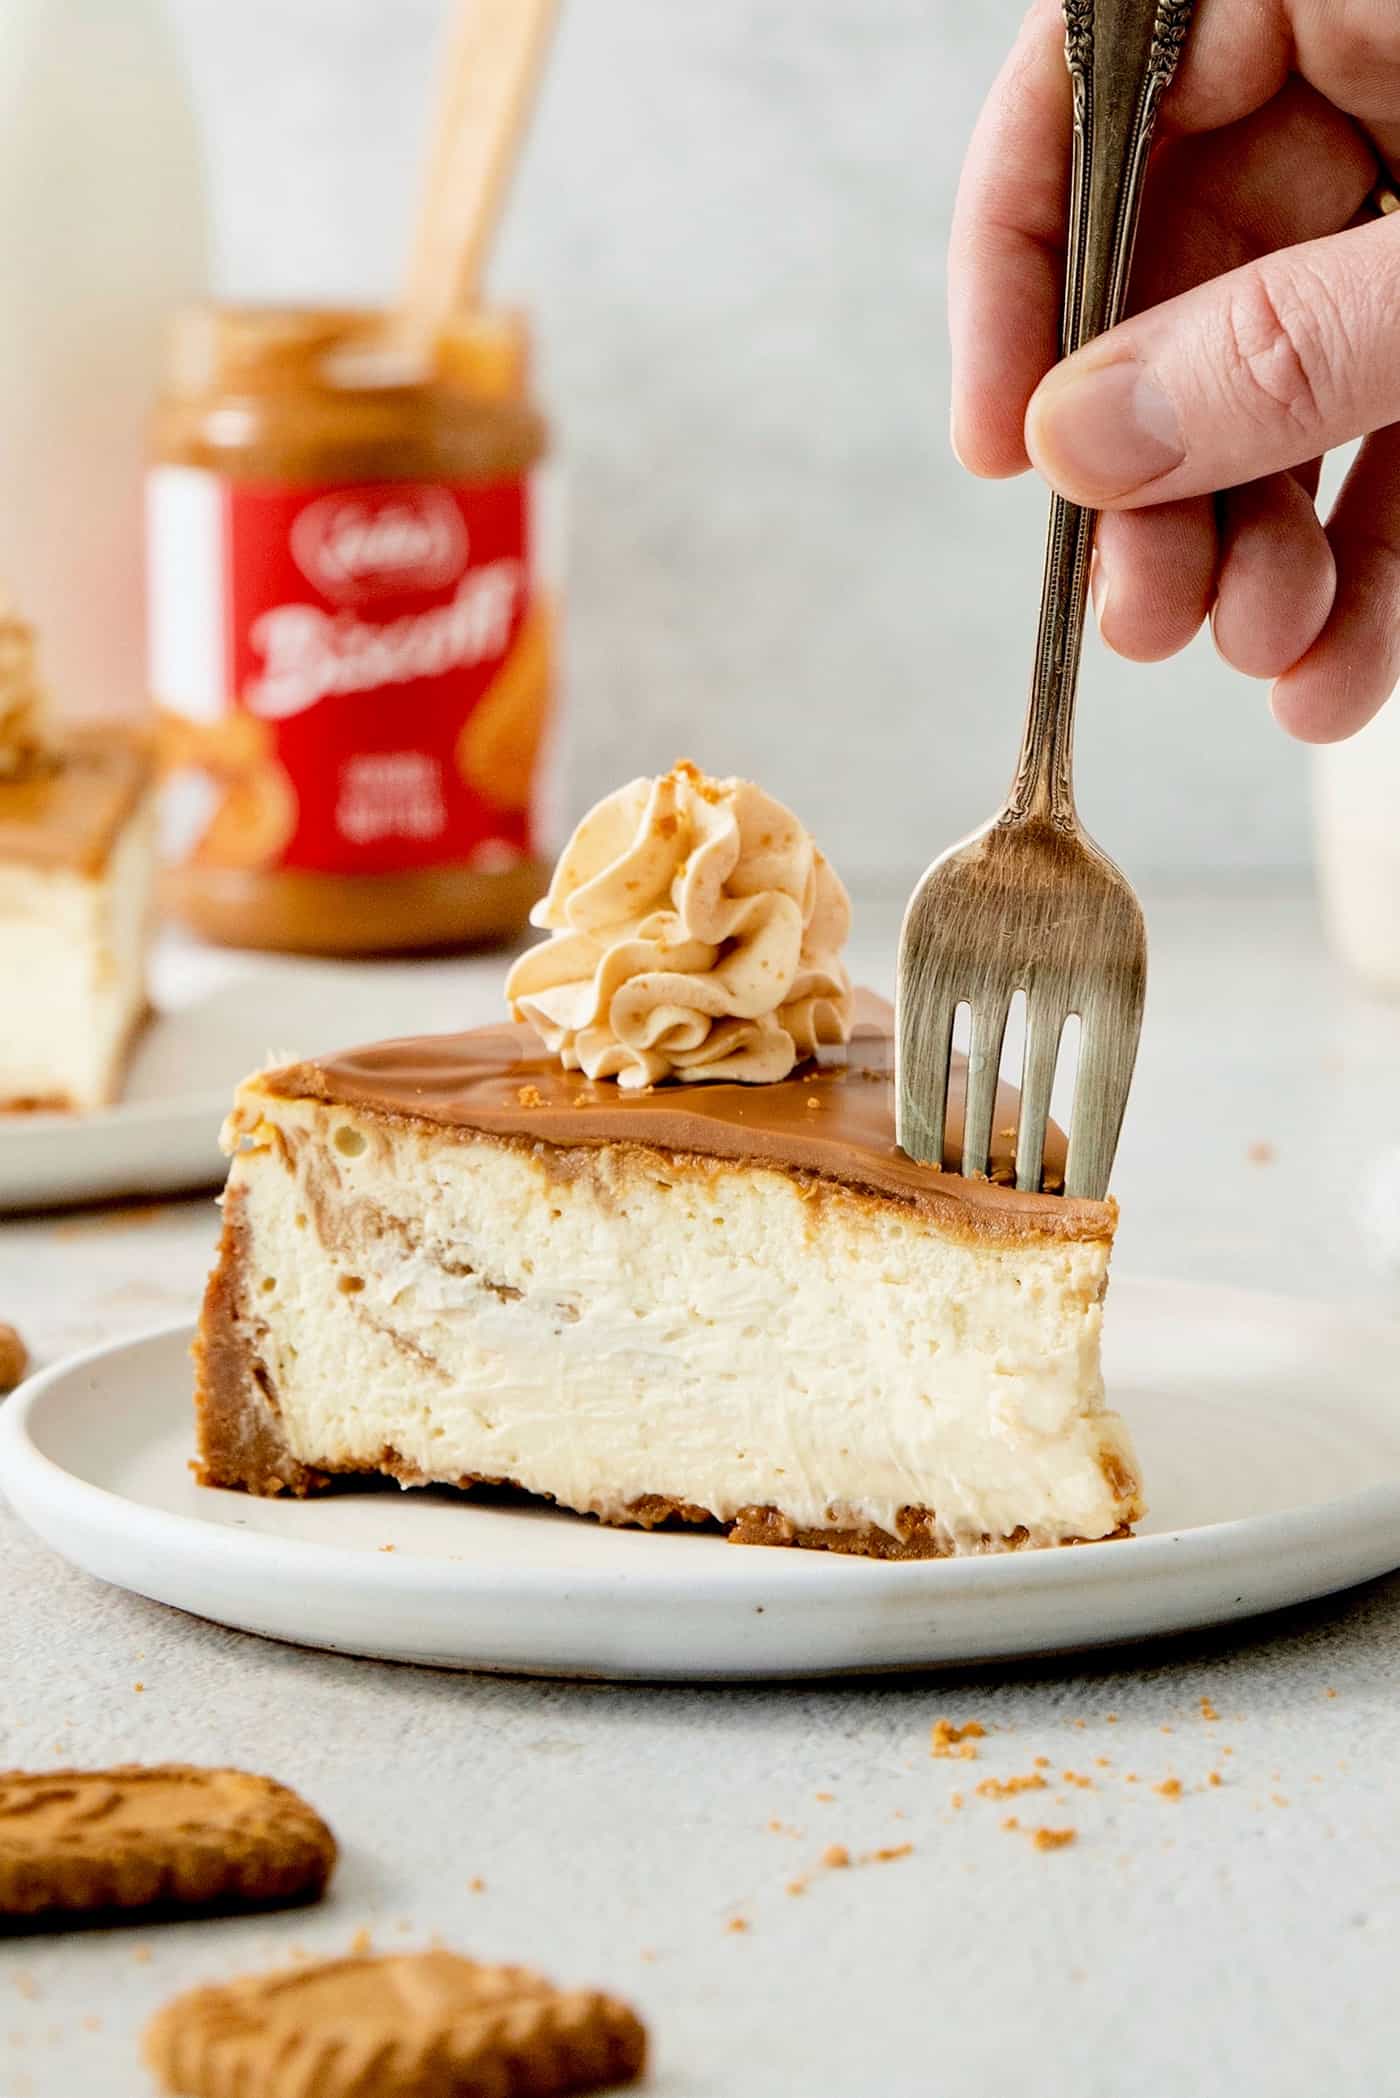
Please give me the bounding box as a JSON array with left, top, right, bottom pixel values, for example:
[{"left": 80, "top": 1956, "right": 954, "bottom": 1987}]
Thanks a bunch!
[
  {"left": 251, "top": 1012, "right": 1113, "bottom": 1245},
  {"left": 0, "top": 726, "right": 153, "bottom": 877}
]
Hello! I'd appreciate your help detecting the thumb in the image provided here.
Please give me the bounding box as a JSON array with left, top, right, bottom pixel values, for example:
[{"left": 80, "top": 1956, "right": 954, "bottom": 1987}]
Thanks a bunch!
[{"left": 1025, "top": 218, "right": 1400, "bottom": 508}]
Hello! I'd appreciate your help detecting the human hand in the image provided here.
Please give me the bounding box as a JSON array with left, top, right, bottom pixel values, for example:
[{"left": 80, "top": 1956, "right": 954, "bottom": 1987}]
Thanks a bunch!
[{"left": 950, "top": 0, "right": 1400, "bottom": 740}]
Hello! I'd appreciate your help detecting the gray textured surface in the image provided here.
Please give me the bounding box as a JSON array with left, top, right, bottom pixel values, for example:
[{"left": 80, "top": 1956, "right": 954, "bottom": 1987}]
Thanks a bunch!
[
  {"left": 3, "top": 885, "right": 1400, "bottom": 2095},
  {"left": 163, "top": 0, "right": 1316, "bottom": 883}
]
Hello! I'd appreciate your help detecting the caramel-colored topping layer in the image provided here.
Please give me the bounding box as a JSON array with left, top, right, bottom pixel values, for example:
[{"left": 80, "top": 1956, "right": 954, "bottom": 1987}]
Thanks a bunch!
[
  {"left": 257, "top": 1007, "right": 1112, "bottom": 1244},
  {"left": 0, "top": 725, "right": 153, "bottom": 876}
]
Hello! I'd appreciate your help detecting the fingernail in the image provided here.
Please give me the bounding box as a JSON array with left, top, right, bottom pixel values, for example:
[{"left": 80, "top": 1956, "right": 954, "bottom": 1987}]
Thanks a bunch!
[
  {"left": 1029, "top": 359, "right": 1185, "bottom": 501},
  {"left": 1090, "top": 551, "right": 1109, "bottom": 628}
]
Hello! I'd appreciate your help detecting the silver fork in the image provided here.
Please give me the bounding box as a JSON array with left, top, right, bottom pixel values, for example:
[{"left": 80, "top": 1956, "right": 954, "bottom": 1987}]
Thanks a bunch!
[{"left": 897, "top": 0, "right": 1196, "bottom": 1202}]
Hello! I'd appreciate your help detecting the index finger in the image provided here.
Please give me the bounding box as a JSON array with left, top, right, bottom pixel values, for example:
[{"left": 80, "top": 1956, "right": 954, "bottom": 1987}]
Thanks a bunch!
[
  {"left": 949, "top": 0, "right": 1294, "bottom": 482},
  {"left": 948, "top": 0, "right": 1069, "bottom": 479}
]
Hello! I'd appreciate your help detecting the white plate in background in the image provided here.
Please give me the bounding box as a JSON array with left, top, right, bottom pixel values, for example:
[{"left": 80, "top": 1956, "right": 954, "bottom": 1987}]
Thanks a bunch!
[
  {"left": 3, "top": 1281, "right": 1399, "bottom": 1680},
  {"left": 0, "top": 931, "right": 509, "bottom": 1211}
]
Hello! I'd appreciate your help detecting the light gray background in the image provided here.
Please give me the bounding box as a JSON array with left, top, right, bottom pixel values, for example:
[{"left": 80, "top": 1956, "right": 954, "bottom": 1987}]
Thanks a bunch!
[{"left": 165, "top": 0, "right": 1313, "bottom": 884}]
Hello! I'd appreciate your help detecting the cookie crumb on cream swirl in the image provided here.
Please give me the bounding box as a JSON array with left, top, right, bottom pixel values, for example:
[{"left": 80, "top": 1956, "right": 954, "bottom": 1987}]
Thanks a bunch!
[
  {"left": 0, "top": 593, "right": 51, "bottom": 780},
  {"left": 507, "top": 760, "right": 854, "bottom": 1088}
]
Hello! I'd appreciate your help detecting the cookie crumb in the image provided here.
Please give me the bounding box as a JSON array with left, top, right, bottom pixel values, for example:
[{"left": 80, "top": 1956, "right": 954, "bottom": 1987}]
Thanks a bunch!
[
  {"left": 1061, "top": 1771, "right": 1093, "bottom": 1789},
  {"left": 930, "top": 1718, "right": 985, "bottom": 1759},
  {"left": 725, "top": 1917, "right": 750, "bottom": 1934},
  {"left": 976, "top": 1773, "right": 1047, "bottom": 1801},
  {"left": 1032, "top": 1827, "right": 1077, "bottom": 1852},
  {"left": 516, "top": 1085, "right": 545, "bottom": 1109},
  {"left": 785, "top": 1878, "right": 807, "bottom": 1897},
  {"left": 348, "top": 1929, "right": 372, "bottom": 1956},
  {"left": 1208, "top": 1772, "right": 1223, "bottom": 1788},
  {"left": 0, "top": 1323, "right": 28, "bottom": 1392},
  {"left": 1246, "top": 1140, "right": 1275, "bottom": 1165},
  {"left": 814, "top": 1791, "right": 834, "bottom": 1803},
  {"left": 1155, "top": 1778, "right": 1183, "bottom": 1800},
  {"left": 468, "top": 1877, "right": 486, "bottom": 1893},
  {"left": 821, "top": 1844, "right": 851, "bottom": 1870},
  {"left": 867, "top": 1844, "right": 913, "bottom": 1864},
  {"left": 1199, "top": 1697, "right": 1219, "bottom": 1722}
]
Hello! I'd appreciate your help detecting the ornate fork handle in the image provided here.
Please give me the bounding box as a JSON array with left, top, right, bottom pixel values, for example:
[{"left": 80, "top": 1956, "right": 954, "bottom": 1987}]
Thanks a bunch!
[{"left": 1007, "top": 0, "right": 1197, "bottom": 828}]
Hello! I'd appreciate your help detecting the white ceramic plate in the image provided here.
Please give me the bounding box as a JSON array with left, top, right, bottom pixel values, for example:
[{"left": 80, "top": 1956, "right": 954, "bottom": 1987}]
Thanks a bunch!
[
  {"left": 3, "top": 1280, "right": 1399, "bottom": 1680},
  {"left": 0, "top": 934, "right": 509, "bottom": 1212}
]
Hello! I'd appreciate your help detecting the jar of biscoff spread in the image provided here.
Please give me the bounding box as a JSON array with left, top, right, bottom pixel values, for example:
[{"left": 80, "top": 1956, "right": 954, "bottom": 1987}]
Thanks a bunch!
[{"left": 147, "top": 304, "right": 554, "bottom": 954}]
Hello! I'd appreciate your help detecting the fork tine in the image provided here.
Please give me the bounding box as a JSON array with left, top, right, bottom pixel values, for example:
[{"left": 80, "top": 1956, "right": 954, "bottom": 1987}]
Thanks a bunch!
[
  {"left": 961, "top": 993, "right": 1012, "bottom": 1180},
  {"left": 1015, "top": 990, "right": 1067, "bottom": 1194},
  {"left": 895, "top": 973, "right": 957, "bottom": 1166},
  {"left": 1064, "top": 998, "right": 1138, "bottom": 1201}
]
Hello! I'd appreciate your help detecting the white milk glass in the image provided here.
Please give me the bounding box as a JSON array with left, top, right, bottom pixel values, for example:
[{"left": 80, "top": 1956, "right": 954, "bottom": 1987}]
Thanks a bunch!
[
  {"left": 1315, "top": 706, "right": 1400, "bottom": 995},
  {"left": 0, "top": 0, "right": 208, "bottom": 715}
]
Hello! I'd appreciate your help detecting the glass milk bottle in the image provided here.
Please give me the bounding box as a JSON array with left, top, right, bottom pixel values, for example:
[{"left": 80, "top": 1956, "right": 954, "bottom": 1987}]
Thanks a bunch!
[
  {"left": 0, "top": 0, "right": 207, "bottom": 716},
  {"left": 1316, "top": 706, "right": 1400, "bottom": 993}
]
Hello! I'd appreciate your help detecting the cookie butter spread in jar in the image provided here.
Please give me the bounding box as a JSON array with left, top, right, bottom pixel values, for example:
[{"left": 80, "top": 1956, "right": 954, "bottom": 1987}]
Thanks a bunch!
[{"left": 148, "top": 305, "right": 554, "bottom": 954}]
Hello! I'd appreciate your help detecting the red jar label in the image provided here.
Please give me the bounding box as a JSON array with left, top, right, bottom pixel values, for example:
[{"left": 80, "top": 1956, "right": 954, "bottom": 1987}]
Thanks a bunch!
[{"left": 148, "top": 469, "right": 550, "bottom": 877}]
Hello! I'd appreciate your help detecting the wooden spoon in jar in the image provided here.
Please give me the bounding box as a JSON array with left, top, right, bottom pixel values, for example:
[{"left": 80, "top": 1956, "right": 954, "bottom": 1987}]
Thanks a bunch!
[
  {"left": 332, "top": 0, "right": 558, "bottom": 382},
  {"left": 401, "top": 0, "right": 558, "bottom": 350}
]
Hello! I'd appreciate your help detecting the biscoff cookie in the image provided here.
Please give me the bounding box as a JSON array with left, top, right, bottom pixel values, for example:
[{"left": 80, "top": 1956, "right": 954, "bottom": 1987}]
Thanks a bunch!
[
  {"left": 144, "top": 1948, "right": 648, "bottom": 2098},
  {"left": 456, "top": 598, "right": 553, "bottom": 810},
  {"left": 0, "top": 1766, "right": 335, "bottom": 1924}
]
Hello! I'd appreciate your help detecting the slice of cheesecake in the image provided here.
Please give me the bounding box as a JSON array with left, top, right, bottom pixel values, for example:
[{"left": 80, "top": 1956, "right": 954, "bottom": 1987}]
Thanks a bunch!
[
  {"left": 194, "top": 1012, "right": 1141, "bottom": 1557},
  {"left": 0, "top": 593, "right": 157, "bottom": 1114},
  {"left": 0, "top": 726, "right": 157, "bottom": 1114}
]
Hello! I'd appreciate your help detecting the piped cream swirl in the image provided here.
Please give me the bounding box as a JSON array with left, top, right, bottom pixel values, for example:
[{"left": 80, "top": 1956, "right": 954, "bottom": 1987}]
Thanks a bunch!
[
  {"left": 506, "top": 761, "right": 854, "bottom": 1088},
  {"left": 0, "top": 592, "right": 51, "bottom": 780}
]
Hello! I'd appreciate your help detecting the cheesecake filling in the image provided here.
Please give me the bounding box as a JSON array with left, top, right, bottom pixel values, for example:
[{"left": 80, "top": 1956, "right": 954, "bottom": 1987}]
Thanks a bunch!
[{"left": 0, "top": 792, "right": 155, "bottom": 1110}]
